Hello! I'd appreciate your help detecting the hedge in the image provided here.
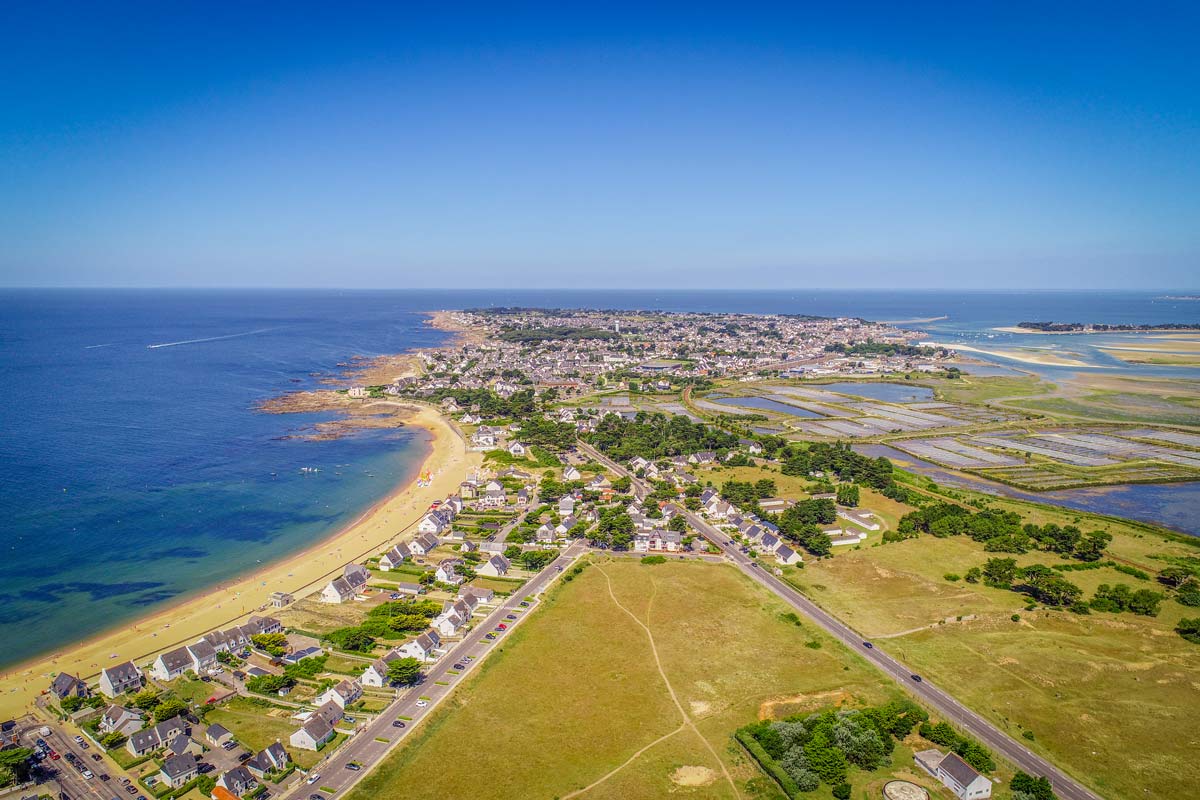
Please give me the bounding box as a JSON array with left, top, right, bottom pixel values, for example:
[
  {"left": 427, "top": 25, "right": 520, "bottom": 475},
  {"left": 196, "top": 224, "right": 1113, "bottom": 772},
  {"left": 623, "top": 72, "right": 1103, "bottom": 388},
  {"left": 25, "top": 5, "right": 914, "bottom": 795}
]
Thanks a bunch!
[{"left": 735, "top": 729, "right": 799, "bottom": 798}]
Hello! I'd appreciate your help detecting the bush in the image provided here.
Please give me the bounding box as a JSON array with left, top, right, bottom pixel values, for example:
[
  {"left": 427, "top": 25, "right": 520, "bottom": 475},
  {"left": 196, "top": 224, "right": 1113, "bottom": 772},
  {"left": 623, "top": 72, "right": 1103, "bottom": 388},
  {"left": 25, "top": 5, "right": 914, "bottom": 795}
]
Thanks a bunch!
[
  {"left": 832, "top": 783, "right": 852, "bottom": 800},
  {"left": 735, "top": 729, "right": 800, "bottom": 797},
  {"left": 640, "top": 555, "right": 667, "bottom": 565},
  {"left": 944, "top": 573, "right": 961, "bottom": 582}
]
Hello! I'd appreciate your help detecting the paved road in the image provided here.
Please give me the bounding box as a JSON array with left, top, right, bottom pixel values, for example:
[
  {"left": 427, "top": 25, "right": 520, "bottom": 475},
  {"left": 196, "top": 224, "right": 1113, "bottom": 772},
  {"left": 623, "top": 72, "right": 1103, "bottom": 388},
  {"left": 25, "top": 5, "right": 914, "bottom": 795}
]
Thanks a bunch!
[
  {"left": 577, "top": 441, "right": 1103, "bottom": 800},
  {"left": 282, "top": 539, "right": 587, "bottom": 800},
  {"left": 19, "top": 720, "right": 119, "bottom": 800}
]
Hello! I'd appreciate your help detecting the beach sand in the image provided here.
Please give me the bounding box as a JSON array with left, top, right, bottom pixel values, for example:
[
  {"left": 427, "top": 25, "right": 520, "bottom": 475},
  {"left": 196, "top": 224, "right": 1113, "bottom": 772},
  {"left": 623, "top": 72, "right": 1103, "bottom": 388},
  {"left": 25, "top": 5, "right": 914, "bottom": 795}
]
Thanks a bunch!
[
  {"left": 0, "top": 405, "right": 478, "bottom": 718},
  {"left": 932, "top": 342, "right": 1100, "bottom": 368}
]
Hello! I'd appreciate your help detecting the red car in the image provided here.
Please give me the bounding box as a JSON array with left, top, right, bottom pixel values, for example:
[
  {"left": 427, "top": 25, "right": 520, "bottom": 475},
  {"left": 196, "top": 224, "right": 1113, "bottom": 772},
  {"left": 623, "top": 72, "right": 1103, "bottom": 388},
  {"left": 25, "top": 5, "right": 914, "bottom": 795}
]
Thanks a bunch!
[
  {"left": 497, "top": 624, "right": 507, "bottom": 631},
  {"left": 49, "top": 751, "right": 60, "bottom": 761}
]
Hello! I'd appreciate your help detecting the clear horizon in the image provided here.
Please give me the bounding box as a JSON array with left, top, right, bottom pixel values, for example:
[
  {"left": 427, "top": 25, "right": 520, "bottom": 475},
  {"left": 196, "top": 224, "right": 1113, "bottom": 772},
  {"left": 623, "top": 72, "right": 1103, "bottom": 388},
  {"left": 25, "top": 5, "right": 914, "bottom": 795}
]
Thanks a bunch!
[{"left": 2, "top": 3, "right": 1197, "bottom": 289}]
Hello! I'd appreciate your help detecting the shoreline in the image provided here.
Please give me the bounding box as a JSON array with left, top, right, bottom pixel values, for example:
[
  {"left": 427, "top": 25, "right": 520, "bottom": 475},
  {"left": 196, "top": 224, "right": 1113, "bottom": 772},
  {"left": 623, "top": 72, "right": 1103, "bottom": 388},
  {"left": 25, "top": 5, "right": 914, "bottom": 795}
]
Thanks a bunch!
[
  {"left": 0, "top": 310, "right": 483, "bottom": 718},
  {"left": 930, "top": 341, "right": 1103, "bottom": 368},
  {"left": 0, "top": 405, "right": 475, "bottom": 717},
  {"left": 992, "top": 325, "right": 1200, "bottom": 335}
]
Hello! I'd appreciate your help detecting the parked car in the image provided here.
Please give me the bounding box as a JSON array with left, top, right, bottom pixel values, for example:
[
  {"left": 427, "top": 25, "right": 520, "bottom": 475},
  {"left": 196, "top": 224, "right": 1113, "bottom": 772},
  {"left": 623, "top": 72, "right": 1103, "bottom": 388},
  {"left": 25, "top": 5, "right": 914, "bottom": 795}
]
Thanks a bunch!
[
  {"left": 505, "top": 614, "right": 516, "bottom": 620},
  {"left": 452, "top": 663, "right": 465, "bottom": 670},
  {"left": 74, "top": 736, "right": 84, "bottom": 745},
  {"left": 415, "top": 700, "right": 428, "bottom": 708},
  {"left": 125, "top": 786, "right": 137, "bottom": 795},
  {"left": 305, "top": 773, "right": 321, "bottom": 785},
  {"left": 391, "top": 720, "right": 405, "bottom": 728},
  {"left": 519, "top": 601, "right": 530, "bottom": 607},
  {"left": 344, "top": 763, "right": 360, "bottom": 771},
  {"left": 90, "top": 753, "right": 101, "bottom": 762}
]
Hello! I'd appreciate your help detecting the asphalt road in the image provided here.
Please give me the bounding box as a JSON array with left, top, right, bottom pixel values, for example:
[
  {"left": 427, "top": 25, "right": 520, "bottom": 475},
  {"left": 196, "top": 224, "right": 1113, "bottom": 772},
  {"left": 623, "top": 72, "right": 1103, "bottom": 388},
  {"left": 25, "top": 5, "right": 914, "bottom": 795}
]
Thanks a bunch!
[
  {"left": 281, "top": 539, "right": 587, "bottom": 800},
  {"left": 19, "top": 721, "right": 121, "bottom": 800},
  {"left": 577, "top": 441, "right": 1103, "bottom": 800}
]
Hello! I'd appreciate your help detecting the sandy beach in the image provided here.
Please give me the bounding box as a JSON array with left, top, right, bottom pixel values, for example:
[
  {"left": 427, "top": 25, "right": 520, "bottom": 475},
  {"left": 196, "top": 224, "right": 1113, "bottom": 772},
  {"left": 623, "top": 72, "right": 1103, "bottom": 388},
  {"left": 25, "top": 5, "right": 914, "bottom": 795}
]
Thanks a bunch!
[
  {"left": 0, "top": 404, "right": 478, "bottom": 719},
  {"left": 931, "top": 342, "right": 1101, "bottom": 368}
]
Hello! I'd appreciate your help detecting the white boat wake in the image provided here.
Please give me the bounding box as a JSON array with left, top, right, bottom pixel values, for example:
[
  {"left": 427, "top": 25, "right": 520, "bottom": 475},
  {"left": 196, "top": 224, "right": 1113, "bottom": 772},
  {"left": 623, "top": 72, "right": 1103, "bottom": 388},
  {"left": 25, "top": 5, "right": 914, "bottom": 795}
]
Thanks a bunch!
[{"left": 147, "top": 327, "right": 277, "bottom": 349}]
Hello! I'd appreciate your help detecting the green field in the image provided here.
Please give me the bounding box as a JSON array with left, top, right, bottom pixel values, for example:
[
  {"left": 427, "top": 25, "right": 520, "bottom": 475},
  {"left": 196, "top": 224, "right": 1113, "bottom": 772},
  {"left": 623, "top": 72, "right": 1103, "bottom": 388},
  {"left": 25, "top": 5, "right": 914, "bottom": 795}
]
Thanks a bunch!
[
  {"left": 345, "top": 559, "right": 922, "bottom": 800},
  {"left": 799, "top": 530, "right": 1200, "bottom": 800},
  {"left": 203, "top": 696, "right": 324, "bottom": 769}
]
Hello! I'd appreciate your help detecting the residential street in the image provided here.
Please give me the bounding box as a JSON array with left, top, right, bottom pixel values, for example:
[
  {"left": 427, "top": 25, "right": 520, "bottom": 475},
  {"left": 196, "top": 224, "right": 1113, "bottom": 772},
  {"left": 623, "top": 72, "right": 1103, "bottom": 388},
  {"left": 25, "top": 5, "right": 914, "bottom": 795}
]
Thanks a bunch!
[
  {"left": 576, "top": 441, "right": 1103, "bottom": 800},
  {"left": 279, "top": 539, "right": 587, "bottom": 800}
]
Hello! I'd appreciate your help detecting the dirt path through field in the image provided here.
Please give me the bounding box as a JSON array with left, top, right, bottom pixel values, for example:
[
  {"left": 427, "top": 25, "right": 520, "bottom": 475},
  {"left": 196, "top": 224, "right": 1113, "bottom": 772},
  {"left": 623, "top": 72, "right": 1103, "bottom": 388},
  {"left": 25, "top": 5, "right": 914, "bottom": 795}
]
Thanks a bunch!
[{"left": 562, "top": 563, "right": 741, "bottom": 799}]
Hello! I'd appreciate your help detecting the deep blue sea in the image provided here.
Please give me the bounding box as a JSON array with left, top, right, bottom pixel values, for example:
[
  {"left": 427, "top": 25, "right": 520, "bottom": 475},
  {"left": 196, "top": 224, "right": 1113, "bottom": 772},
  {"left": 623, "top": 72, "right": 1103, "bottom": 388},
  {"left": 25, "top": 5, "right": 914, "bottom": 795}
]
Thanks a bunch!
[{"left": 1, "top": 289, "right": 1198, "bottom": 669}]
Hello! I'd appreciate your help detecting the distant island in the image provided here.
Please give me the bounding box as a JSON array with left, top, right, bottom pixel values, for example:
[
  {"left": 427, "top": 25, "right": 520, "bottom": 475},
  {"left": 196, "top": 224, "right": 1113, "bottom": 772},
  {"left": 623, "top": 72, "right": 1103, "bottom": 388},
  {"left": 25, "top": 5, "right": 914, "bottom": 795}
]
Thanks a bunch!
[{"left": 994, "top": 321, "right": 1200, "bottom": 334}]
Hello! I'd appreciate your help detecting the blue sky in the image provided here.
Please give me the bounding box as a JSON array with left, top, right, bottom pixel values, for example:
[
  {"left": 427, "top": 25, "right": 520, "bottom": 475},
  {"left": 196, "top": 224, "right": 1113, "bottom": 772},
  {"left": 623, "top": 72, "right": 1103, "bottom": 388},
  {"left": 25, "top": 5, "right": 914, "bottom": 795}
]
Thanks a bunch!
[{"left": 1, "top": 2, "right": 1196, "bottom": 289}]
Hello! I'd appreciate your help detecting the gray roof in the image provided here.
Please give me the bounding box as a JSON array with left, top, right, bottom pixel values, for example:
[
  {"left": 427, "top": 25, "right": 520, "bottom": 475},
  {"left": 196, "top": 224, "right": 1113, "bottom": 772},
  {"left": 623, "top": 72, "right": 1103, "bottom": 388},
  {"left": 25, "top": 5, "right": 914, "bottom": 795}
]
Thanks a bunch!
[
  {"left": 103, "top": 661, "right": 141, "bottom": 683},
  {"left": 160, "top": 753, "right": 197, "bottom": 780},
  {"left": 938, "top": 752, "right": 983, "bottom": 786},
  {"left": 158, "top": 647, "right": 191, "bottom": 672}
]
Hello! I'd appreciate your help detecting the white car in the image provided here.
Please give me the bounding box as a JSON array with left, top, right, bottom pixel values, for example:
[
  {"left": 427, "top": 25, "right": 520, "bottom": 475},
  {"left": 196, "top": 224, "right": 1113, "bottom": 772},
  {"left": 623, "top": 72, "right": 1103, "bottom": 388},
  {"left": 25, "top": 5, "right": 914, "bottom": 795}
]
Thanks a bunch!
[
  {"left": 306, "top": 773, "right": 321, "bottom": 785},
  {"left": 415, "top": 700, "right": 428, "bottom": 708}
]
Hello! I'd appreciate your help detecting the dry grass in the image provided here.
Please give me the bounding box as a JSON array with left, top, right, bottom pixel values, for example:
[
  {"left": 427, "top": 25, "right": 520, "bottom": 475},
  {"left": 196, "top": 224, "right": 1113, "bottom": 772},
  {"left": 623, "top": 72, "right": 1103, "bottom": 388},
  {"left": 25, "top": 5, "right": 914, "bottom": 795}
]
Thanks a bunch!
[{"left": 344, "top": 559, "right": 896, "bottom": 800}]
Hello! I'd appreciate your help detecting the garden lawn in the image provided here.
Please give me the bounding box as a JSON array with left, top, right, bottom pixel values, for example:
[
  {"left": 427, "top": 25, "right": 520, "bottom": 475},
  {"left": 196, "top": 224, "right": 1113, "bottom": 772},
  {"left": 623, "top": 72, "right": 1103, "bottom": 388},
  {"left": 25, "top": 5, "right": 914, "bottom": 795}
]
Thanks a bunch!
[{"left": 203, "top": 697, "right": 322, "bottom": 769}]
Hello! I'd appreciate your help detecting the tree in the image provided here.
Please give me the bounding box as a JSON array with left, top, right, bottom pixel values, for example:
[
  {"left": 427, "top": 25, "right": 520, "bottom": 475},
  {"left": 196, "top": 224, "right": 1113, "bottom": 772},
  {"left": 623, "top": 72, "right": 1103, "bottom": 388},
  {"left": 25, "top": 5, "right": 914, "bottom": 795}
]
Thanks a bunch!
[
  {"left": 153, "top": 697, "right": 189, "bottom": 722},
  {"left": 131, "top": 689, "right": 161, "bottom": 710},
  {"left": 1176, "top": 617, "right": 1200, "bottom": 644},
  {"left": 668, "top": 514, "right": 688, "bottom": 533},
  {"left": 251, "top": 633, "right": 289, "bottom": 656},
  {"left": 386, "top": 657, "right": 423, "bottom": 686},
  {"left": 99, "top": 731, "right": 127, "bottom": 748},
  {"left": 836, "top": 484, "right": 860, "bottom": 508},
  {"left": 0, "top": 749, "right": 34, "bottom": 786},
  {"left": 1073, "top": 530, "right": 1111, "bottom": 561},
  {"left": 1010, "top": 771, "right": 1058, "bottom": 800},
  {"left": 1158, "top": 566, "right": 1193, "bottom": 588},
  {"left": 982, "top": 557, "right": 1018, "bottom": 588},
  {"left": 245, "top": 674, "right": 294, "bottom": 694},
  {"left": 196, "top": 776, "right": 217, "bottom": 796}
]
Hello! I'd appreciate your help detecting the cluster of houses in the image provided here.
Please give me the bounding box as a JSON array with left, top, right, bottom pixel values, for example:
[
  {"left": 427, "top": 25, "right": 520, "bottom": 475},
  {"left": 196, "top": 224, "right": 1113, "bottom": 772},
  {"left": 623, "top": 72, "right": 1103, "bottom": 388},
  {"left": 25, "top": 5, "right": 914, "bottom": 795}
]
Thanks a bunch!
[
  {"left": 378, "top": 309, "right": 939, "bottom": 403},
  {"left": 148, "top": 616, "right": 284, "bottom": 682}
]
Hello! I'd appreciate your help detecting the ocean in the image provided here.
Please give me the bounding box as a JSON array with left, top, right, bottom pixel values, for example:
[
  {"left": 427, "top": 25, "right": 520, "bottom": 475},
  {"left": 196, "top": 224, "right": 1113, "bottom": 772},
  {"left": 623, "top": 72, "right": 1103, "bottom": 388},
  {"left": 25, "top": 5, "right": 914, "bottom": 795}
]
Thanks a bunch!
[{"left": 1, "top": 288, "right": 1197, "bottom": 669}]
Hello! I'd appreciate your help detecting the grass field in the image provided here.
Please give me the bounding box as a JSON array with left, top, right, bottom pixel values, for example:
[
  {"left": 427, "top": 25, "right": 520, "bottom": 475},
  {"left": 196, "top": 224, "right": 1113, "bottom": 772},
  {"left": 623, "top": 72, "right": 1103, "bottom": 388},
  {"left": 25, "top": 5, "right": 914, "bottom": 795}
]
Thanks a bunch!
[
  {"left": 203, "top": 696, "right": 323, "bottom": 769},
  {"left": 799, "top": 532, "right": 1200, "bottom": 800},
  {"left": 345, "top": 559, "right": 908, "bottom": 800}
]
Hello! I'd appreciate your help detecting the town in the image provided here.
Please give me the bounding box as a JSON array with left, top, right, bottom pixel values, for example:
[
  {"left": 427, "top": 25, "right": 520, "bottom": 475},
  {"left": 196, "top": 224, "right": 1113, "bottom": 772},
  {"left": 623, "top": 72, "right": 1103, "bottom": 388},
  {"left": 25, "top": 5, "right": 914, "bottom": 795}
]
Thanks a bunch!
[{"left": 5, "top": 307, "right": 1171, "bottom": 800}]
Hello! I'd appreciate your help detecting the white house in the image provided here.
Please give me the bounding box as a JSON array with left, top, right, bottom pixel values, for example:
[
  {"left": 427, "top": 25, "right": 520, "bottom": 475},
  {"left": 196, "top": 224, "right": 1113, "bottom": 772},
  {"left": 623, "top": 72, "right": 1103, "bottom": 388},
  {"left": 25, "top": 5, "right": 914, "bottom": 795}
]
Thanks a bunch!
[
  {"left": 409, "top": 532, "right": 440, "bottom": 555},
  {"left": 397, "top": 630, "right": 442, "bottom": 662},
  {"left": 321, "top": 576, "right": 357, "bottom": 604},
  {"left": 837, "top": 508, "right": 882, "bottom": 531},
  {"left": 915, "top": 750, "right": 992, "bottom": 800},
  {"left": 563, "top": 465, "right": 581, "bottom": 481},
  {"left": 774, "top": 545, "right": 803, "bottom": 565},
  {"left": 150, "top": 647, "right": 193, "bottom": 682},
  {"left": 158, "top": 753, "right": 198, "bottom": 789},
  {"left": 379, "top": 544, "right": 411, "bottom": 571},
  {"left": 316, "top": 679, "right": 362, "bottom": 709},
  {"left": 508, "top": 441, "right": 527, "bottom": 457},
  {"left": 289, "top": 716, "right": 334, "bottom": 752},
  {"left": 185, "top": 641, "right": 218, "bottom": 673},
  {"left": 477, "top": 554, "right": 511, "bottom": 577},
  {"left": 418, "top": 511, "right": 449, "bottom": 536},
  {"left": 361, "top": 650, "right": 403, "bottom": 688},
  {"left": 99, "top": 705, "right": 145, "bottom": 737},
  {"left": 435, "top": 559, "right": 464, "bottom": 586},
  {"left": 99, "top": 661, "right": 143, "bottom": 697}
]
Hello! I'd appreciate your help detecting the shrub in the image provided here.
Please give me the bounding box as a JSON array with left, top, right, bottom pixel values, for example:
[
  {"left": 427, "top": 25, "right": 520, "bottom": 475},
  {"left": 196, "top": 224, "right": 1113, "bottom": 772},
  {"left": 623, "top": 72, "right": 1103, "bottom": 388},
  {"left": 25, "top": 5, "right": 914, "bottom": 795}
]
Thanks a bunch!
[
  {"left": 944, "top": 573, "right": 961, "bottom": 582},
  {"left": 640, "top": 555, "right": 667, "bottom": 565},
  {"left": 833, "top": 783, "right": 852, "bottom": 800}
]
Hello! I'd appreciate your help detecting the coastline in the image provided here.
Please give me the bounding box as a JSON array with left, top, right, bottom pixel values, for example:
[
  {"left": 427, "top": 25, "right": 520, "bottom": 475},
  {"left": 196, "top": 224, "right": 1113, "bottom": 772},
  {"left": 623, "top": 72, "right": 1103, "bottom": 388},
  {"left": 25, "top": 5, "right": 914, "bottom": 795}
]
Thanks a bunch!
[
  {"left": 0, "top": 404, "right": 476, "bottom": 718},
  {"left": 930, "top": 341, "right": 1102, "bottom": 368},
  {"left": 0, "top": 309, "right": 483, "bottom": 718},
  {"left": 992, "top": 325, "right": 1200, "bottom": 335}
]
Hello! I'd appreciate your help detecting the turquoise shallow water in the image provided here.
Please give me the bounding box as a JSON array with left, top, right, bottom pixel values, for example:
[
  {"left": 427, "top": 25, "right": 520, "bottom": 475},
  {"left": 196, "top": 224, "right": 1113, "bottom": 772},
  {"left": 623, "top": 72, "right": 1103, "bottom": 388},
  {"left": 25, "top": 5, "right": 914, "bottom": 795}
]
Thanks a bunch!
[{"left": 1, "top": 288, "right": 1197, "bottom": 668}]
